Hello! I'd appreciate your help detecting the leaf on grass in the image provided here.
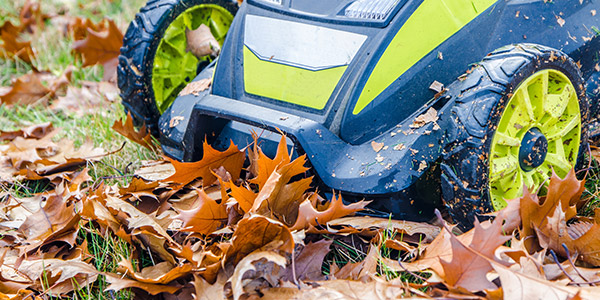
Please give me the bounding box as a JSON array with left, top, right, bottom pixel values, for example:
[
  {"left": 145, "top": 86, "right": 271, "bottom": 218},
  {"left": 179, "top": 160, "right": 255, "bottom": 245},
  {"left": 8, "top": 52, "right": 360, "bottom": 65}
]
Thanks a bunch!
[
  {"left": 0, "top": 21, "right": 35, "bottom": 63},
  {"left": 291, "top": 193, "right": 369, "bottom": 231},
  {"left": 68, "top": 17, "right": 108, "bottom": 41},
  {"left": 165, "top": 140, "right": 245, "bottom": 187},
  {"left": 17, "top": 258, "right": 99, "bottom": 294},
  {"left": 0, "top": 73, "right": 50, "bottom": 106},
  {"left": 112, "top": 112, "right": 158, "bottom": 151},
  {"left": 51, "top": 81, "right": 116, "bottom": 115},
  {"left": 326, "top": 216, "right": 440, "bottom": 243},
  {"left": 0, "top": 122, "right": 53, "bottom": 142},
  {"left": 72, "top": 19, "right": 122, "bottom": 81}
]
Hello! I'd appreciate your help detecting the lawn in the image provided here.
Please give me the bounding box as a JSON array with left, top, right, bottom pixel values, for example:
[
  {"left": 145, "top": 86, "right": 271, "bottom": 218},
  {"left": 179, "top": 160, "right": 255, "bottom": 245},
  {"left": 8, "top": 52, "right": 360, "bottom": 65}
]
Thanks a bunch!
[{"left": 3, "top": 1, "right": 600, "bottom": 300}]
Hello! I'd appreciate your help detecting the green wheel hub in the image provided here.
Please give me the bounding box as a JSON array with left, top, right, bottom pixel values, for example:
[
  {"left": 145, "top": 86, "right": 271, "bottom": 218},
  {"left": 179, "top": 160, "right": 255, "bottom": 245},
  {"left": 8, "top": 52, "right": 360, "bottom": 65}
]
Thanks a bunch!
[
  {"left": 489, "top": 69, "right": 582, "bottom": 210},
  {"left": 152, "top": 4, "right": 233, "bottom": 113}
]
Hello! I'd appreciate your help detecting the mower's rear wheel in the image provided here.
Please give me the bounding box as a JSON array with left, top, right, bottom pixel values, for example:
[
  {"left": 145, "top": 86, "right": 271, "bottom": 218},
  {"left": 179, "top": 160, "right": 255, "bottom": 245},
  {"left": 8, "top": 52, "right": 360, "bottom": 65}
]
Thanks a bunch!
[
  {"left": 118, "top": 0, "right": 237, "bottom": 133},
  {"left": 441, "top": 44, "right": 590, "bottom": 227}
]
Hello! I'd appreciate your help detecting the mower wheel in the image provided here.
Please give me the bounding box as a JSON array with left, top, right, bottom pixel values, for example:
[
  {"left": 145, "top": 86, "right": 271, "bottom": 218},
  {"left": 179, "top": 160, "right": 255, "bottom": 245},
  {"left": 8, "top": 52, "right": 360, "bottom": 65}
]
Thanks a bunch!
[
  {"left": 441, "top": 44, "right": 590, "bottom": 227},
  {"left": 118, "top": 0, "right": 238, "bottom": 133}
]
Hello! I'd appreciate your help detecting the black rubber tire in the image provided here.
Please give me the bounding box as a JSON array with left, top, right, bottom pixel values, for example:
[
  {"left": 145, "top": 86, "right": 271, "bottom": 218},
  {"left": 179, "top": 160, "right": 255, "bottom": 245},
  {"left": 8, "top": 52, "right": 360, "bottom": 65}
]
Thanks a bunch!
[
  {"left": 118, "top": 0, "right": 238, "bottom": 133},
  {"left": 441, "top": 44, "right": 591, "bottom": 228}
]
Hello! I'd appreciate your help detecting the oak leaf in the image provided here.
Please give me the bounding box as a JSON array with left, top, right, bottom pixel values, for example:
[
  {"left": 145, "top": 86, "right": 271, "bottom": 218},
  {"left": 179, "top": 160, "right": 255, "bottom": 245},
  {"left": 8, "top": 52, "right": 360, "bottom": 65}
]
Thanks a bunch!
[
  {"left": 290, "top": 193, "right": 369, "bottom": 231},
  {"left": 165, "top": 140, "right": 245, "bottom": 187},
  {"left": 249, "top": 134, "right": 295, "bottom": 189},
  {"left": 112, "top": 112, "right": 158, "bottom": 151},
  {"left": 0, "top": 122, "right": 53, "bottom": 142},
  {"left": 225, "top": 214, "right": 294, "bottom": 265},
  {"left": 440, "top": 218, "right": 511, "bottom": 291},
  {"left": 0, "top": 73, "right": 50, "bottom": 106},
  {"left": 282, "top": 239, "right": 333, "bottom": 282},
  {"left": 177, "top": 188, "right": 227, "bottom": 234},
  {"left": 0, "top": 21, "right": 35, "bottom": 63},
  {"left": 259, "top": 277, "right": 408, "bottom": 300},
  {"left": 231, "top": 251, "right": 287, "bottom": 300},
  {"left": 72, "top": 19, "right": 122, "bottom": 81}
]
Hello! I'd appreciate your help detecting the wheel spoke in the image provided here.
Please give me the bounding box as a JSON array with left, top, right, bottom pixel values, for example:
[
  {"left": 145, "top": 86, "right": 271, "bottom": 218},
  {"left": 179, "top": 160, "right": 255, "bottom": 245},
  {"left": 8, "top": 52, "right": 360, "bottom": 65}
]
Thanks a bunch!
[
  {"left": 547, "top": 116, "right": 580, "bottom": 141},
  {"left": 523, "top": 171, "right": 535, "bottom": 190},
  {"left": 494, "top": 131, "right": 521, "bottom": 147},
  {"left": 490, "top": 155, "right": 519, "bottom": 181},
  {"left": 545, "top": 153, "right": 573, "bottom": 174},
  {"left": 545, "top": 85, "right": 573, "bottom": 119},
  {"left": 519, "top": 88, "right": 537, "bottom": 122}
]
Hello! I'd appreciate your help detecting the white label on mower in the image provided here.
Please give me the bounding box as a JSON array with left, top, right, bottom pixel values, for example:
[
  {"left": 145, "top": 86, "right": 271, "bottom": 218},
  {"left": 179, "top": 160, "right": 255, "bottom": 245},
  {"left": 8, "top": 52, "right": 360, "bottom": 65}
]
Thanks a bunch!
[{"left": 244, "top": 15, "right": 367, "bottom": 71}]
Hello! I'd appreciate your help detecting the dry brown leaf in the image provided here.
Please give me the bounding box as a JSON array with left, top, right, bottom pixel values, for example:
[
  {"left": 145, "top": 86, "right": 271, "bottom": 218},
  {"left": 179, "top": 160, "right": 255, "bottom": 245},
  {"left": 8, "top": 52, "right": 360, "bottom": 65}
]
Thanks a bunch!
[
  {"left": 165, "top": 140, "right": 245, "bottom": 187},
  {"left": 194, "top": 273, "right": 226, "bottom": 300},
  {"left": 179, "top": 78, "right": 212, "bottom": 96},
  {"left": 72, "top": 19, "right": 122, "bottom": 81},
  {"left": 51, "top": 82, "right": 116, "bottom": 115},
  {"left": 410, "top": 107, "right": 438, "bottom": 129},
  {"left": 440, "top": 218, "right": 510, "bottom": 291},
  {"left": 112, "top": 112, "right": 158, "bottom": 151},
  {"left": 134, "top": 160, "right": 176, "bottom": 181},
  {"left": 186, "top": 24, "right": 220, "bottom": 59},
  {"left": 0, "top": 122, "right": 53, "bottom": 142},
  {"left": 522, "top": 169, "right": 585, "bottom": 252},
  {"left": 177, "top": 188, "right": 227, "bottom": 234},
  {"left": 250, "top": 156, "right": 311, "bottom": 222},
  {"left": 231, "top": 251, "right": 287, "bottom": 300},
  {"left": 260, "top": 277, "right": 409, "bottom": 300},
  {"left": 226, "top": 215, "right": 294, "bottom": 265},
  {"left": 371, "top": 141, "right": 384, "bottom": 153},
  {"left": 291, "top": 193, "right": 369, "bottom": 231},
  {"left": 17, "top": 258, "right": 98, "bottom": 294},
  {"left": 326, "top": 216, "right": 440, "bottom": 243},
  {"left": 68, "top": 17, "right": 108, "bottom": 41},
  {"left": 282, "top": 239, "right": 333, "bottom": 282},
  {"left": 249, "top": 134, "right": 294, "bottom": 189},
  {"left": 0, "top": 21, "right": 35, "bottom": 63},
  {"left": 0, "top": 73, "right": 50, "bottom": 106}
]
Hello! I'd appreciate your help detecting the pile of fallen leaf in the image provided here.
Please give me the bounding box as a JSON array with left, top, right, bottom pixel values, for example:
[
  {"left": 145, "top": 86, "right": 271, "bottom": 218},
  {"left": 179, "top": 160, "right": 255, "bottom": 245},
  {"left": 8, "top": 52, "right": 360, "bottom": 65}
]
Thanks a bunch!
[{"left": 3, "top": 117, "right": 600, "bottom": 300}]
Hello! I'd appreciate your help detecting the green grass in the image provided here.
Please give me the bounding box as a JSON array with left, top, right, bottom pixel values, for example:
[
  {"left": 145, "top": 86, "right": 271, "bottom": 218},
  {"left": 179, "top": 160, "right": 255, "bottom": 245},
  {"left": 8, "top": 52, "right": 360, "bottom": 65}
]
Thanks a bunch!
[{"left": 1, "top": 1, "right": 149, "bottom": 299}]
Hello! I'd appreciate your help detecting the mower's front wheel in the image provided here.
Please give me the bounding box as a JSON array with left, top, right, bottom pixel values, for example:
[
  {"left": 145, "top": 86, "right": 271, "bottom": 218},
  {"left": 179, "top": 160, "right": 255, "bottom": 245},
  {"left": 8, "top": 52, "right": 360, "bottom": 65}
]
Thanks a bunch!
[
  {"left": 118, "top": 0, "right": 238, "bottom": 133},
  {"left": 441, "top": 44, "right": 590, "bottom": 227}
]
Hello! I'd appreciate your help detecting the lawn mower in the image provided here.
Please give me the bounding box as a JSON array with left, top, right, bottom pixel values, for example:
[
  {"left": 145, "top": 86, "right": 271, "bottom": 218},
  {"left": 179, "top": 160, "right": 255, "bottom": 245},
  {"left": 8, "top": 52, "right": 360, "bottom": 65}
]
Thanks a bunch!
[{"left": 118, "top": 0, "right": 600, "bottom": 226}]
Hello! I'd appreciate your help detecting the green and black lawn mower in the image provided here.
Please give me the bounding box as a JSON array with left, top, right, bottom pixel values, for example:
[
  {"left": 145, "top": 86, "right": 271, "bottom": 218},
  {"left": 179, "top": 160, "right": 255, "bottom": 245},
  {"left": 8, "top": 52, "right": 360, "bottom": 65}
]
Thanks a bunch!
[{"left": 118, "top": 0, "right": 600, "bottom": 226}]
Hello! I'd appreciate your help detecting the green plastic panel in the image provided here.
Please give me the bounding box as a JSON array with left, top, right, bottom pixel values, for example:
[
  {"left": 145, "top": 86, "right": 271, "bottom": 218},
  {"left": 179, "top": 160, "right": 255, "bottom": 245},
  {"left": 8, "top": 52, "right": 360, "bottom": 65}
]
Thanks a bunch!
[
  {"left": 353, "top": 0, "right": 497, "bottom": 114},
  {"left": 243, "top": 47, "right": 347, "bottom": 110}
]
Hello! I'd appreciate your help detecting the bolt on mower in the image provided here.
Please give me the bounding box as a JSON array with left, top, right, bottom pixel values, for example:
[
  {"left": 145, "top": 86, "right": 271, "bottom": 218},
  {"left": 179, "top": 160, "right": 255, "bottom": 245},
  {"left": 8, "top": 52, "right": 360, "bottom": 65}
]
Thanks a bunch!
[{"left": 118, "top": 0, "right": 600, "bottom": 227}]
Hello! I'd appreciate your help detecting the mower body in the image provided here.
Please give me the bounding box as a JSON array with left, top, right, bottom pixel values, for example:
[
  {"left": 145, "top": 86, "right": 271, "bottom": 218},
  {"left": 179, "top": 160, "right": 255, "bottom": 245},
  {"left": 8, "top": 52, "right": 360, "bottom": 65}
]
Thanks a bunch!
[{"left": 158, "top": 0, "right": 600, "bottom": 220}]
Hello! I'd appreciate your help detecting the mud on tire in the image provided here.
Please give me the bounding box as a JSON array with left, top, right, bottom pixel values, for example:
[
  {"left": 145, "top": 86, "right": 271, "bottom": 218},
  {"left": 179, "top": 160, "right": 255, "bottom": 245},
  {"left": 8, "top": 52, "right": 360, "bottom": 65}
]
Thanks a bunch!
[
  {"left": 118, "top": 0, "right": 238, "bottom": 133},
  {"left": 441, "top": 43, "right": 590, "bottom": 228}
]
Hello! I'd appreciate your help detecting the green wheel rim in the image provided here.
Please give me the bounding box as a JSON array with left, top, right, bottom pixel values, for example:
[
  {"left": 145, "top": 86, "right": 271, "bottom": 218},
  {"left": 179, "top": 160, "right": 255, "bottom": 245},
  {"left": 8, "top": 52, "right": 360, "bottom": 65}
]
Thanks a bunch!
[
  {"left": 489, "top": 69, "right": 582, "bottom": 210},
  {"left": 152, "top": 4, "right": 233, "bottom": 113}
]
